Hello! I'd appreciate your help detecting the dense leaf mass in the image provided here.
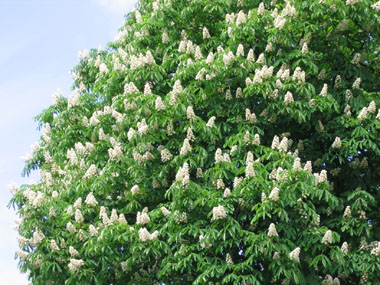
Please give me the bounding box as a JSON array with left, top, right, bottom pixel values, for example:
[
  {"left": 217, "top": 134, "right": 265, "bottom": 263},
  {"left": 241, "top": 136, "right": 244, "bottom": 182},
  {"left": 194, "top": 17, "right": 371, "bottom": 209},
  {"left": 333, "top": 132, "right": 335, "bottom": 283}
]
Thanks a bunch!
[{"left": 9, "top": 0, "right": 380, "bottom": 284}]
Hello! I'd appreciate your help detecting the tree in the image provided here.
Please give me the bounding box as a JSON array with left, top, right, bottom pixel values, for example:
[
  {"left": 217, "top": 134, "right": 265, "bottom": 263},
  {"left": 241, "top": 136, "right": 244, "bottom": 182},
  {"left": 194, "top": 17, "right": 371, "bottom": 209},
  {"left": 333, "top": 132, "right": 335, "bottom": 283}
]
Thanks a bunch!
[{"left": 9, "top": 0, "right": 380, "bottom": 283}]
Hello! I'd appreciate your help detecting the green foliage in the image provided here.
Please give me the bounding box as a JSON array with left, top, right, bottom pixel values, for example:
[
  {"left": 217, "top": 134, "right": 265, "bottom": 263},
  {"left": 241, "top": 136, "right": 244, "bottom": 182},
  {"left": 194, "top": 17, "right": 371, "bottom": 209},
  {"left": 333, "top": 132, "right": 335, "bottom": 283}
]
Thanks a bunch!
[{"left": 9, "top": 0, "right": 380, "bottom": 284}]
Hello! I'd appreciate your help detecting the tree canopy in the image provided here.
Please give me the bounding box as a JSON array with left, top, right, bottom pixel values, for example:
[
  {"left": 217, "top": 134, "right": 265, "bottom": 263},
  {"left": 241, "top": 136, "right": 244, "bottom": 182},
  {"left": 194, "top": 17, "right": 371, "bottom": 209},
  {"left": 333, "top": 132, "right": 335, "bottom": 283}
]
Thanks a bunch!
[{"left": 9, "top": 0, "right": 380, "bottom": 284}]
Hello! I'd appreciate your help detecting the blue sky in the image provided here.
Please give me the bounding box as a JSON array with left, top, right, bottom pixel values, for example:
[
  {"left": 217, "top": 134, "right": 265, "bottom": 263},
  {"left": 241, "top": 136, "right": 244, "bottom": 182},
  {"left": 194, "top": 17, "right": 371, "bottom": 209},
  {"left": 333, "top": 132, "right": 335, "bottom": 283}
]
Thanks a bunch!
[{"left": 0, "top": 0, "right": 136, "bottom": 283}]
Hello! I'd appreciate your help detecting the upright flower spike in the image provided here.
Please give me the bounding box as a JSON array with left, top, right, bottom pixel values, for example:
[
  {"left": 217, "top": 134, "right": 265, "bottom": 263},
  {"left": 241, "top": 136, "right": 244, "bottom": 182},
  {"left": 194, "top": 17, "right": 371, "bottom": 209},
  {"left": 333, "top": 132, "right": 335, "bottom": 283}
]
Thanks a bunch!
[
  {"left": 202, "top": 27, "right": 211, "bottom": 39},
  {"left": 332, "top": 137, "right": 342, "bottom": 149},
  {"left": 269, "top": 187, "right": 280, "bottom": 201},
  {"left": 180, "top": 138, "right": 192, "bottom": 155},
  {"left": 289, "top": 247, "right": 300, "bottom": 263},
  {"left": 268, "top": 223, "right": 278, "bottom": 237},
  {"left": 319, "top": 84, "right": 328, "bottom": 96},
  {"left": 212, "top": 205, "right": 227, "bottom": 220},
  {"left": 322, "top": 230, "right": 333, "bottom": 244}
]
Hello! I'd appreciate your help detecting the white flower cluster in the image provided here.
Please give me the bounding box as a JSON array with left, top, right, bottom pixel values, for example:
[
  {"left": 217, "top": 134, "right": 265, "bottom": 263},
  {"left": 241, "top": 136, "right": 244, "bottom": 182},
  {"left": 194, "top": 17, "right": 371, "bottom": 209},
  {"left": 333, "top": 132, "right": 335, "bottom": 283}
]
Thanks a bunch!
[
  {"left": 236, "top": 44, "right": 244, "bottom": 56},
  {"left": 352, "top": 77, "right": 361, "bottom": 89},
  {"left": 341, "top": 242, "right": 349, "bottom": 255},
  {"left": 174, "top": 211, "right": 187, "bottom": 224},
  {"left": 99, "top": 206, "right": 112, "bottom": 227},
  {"left": 42, "top": 123, "right": 51, "bottom": 142},
  {"left": 68, "top": 90, "right": 81, "bottom": 109},
  {"left": 124, "top": 99, "right": 137, "bottom": 111},
  {"left": 187, "top": 106, "right": 196, "bottom": 122},
  {"left": 202, "top": 27, "right": 211, "bottom": 39},
  {"left": 245, "top": 109, "right": 257, "bottom": 123},
  {"left": 343, "top": 206, "right": 351, "bottom": 218},
  {"left": 32, "top": 228, "right": 45, "bottom": 245},
  {"left": 284, "top": 91, "right": 294, "bottom": 105},
  {"left": 138, "top": 228, "right": 159, "bottom": 242},
  {"left": 160, "top": 148, "right": 172, "bottom": 162},
  {"left": 124, "top": 82, "right": 140, "bottom": 94},
  {"left": 74, "top": 198, "right": 82, "bottom": 209},
  {"left": 136, "top": 208, "right": 150, "bottom": 225},
  {"left": 322, "top": 230, "right": 333, "bottom": 244},
  {"left": 51, "top": 239, "right": 60, "bottom": 251},
  {"left": 131, "top": 185, "right": 139, "bottom": 195},
  {"left": 245, "top": 160, "right": 255, "bottom": 178},
  {"left": 289, "top": 247, "right": 300, "bottom": 263},
  {"left": 226, "top": 253, "right": 234, "bottom": 265},
  {"left": 271, "top": 135, "right": 280, "bottom": 149},
  {"left": 372, "top": 1, "right": 380, "bottom": 10},
  {"left": 370, "top": 243, "right": 380, "bottom": 256},
  {"left": 127, "top": 128, "right": 136, "bottom": 141},
  {"left": 144, "top": 82, "right": 152, "bottom": 95},
  {"left": 195, "top": 67, "right": 206, "bottom": 80},
  {"left": 212, "top": 205, "right": 227, "bottom": 220},
  {"left": 108, "top": 138, "right": 123, "bottom": 160},
  {"left": 215, "top": 148, "right": 224, "bottom": 163},
  {"left": 223, "top": 188, "right": 231, "bottom": 198},
  {"left": 322, "top": 275, "right": 340, "bottom": 285},
  {"left": 180, "top": 138, "right": 192, "bottom": 155},
  {"left": 216, "top": 179, "right": 225, "bottom": 189},
  {"left": 269, "top": 187, "right": 280, "bottom": 201},
  {"left": 303, "top": 160, "right": 313, "bottom": 173},
  {"left": 161, "top": 207, "right": 171, "bottom": 217},
  {"left": 223, "top": 51, "right": 234, "bottom": 65},
  {"left": 301, "top": 43, "right": 308, "bottom": 54},
  {"left": 233, "top": 176, "right": 243, "bottom": 188},
  {"left": 99, "top": 63, "right": 109, "bottom": 74},
  {"left": 206, "top": 52, "right": 214, "bottom": 65},
  {"left": 314, "top": 169, "right": 328, "bottom": 184},
  {"left": 351, "top": 53, "right": 361, "bottom": 65},
  {"left": 66, "top": 222, "right": 76, "bottom": 234},
  {"left": 368, "top": 101, "right": 376, "bottom": 113},
  {"left": 17, "top": 250, "right": 28, "bottom": 261},
  {"left": 268, "top": 223, "right": 278, "bottom": 237},
  {"left": 186, "top": 127, "right": 195, "bottom": 142},
  {"left": 235, "top": 10, "right": 247, "bottom": 26},
  {"left": 277, "top": 67, "right": 290, "bottom": 81},
  {"left": 68, "top": 259, "right": 84, "bottom": 274},
  {"left": 8, "top": 182, "right": 19, "bottom": 195},
  {"left": 292, "top": 66, "right": 306, "bottom": 83},
  {"left": 171, "top": 80, "right": 183, "bottom": 95},
  {"left": 83, "top": 164, "right": 97, "bottom": 178},
  {"left": 247, "top": 49, "right": 255, "bottom": 61},
  {"left": 256, "top": 53, "right": 265, "bottom": 64},
  {"left": 85, "top": 192, "right": 98, "bottom": 206},
  {"left": 332, "top": 137, "right": 342, "bottom": 149},
  {"left": 155, "top": 96, "right": 165, "bottom": 111},
  {"left": 69, "top": 246, "right": 79, "bottom": 256},
  {"left": 274, "top": 14, "right": 286, "bottom": 29},
  {"left": 206, "top": 116, "right": 216, "bottom": 127},
  {"left": 175, "top": 162, "right": 190, "bottom": 186},
  {"left": 52, "top": 88, "right": 62, "bottom": 106},
  {"left": 75, "top": 209, "right": 84, "bottom": 223},
  {"left": 278, "top": 137, "right": 288, "bottom": 152},
  {"left": 320, "top": 84, "right": 328, "bottom": 96},
  {"left": 86, "top": 225, "right": 97, "bottom": 238},
  {"left": 162, "top": 29, "right": 169, "bottom": 43},
  {"left": 129, "top": 51, "right": 156, "bottom": 69},
  {"left": 358, "top": 107, "right": 367, "bottom": 120},
  {"left": 293, "top": 157, "right": 302, "bottom": 171},
  {"left": 137, "top": 119, "right": 148, "bottom": 135}
]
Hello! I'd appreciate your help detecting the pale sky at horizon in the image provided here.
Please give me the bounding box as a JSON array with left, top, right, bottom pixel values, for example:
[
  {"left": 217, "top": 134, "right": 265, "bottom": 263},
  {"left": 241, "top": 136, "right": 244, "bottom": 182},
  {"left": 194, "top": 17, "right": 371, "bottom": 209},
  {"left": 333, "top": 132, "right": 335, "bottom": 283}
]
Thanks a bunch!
[{"left": 0, "top": 0, "right": 136, "bottom": 283}]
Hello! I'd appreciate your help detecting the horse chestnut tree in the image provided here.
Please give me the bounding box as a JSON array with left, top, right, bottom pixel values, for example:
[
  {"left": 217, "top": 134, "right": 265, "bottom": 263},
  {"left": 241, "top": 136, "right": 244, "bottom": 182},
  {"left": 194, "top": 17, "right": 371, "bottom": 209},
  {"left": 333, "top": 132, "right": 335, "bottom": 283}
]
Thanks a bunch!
[{"left": 9, "top": 0, "right": 380, "bottom": 283}]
